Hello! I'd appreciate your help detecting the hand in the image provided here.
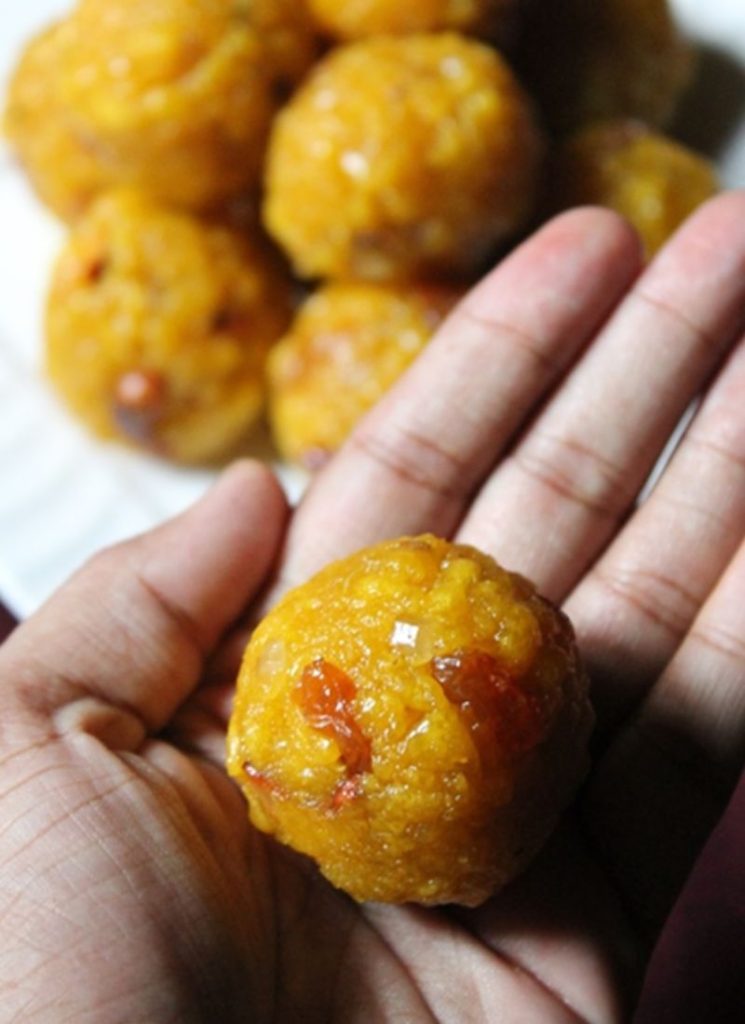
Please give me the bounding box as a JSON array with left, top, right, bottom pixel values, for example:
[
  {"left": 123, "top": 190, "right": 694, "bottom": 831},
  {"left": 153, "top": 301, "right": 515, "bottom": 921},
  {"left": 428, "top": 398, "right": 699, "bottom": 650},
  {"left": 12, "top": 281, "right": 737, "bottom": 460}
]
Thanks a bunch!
[{"left": 2, "top": 192, "right": 744, "bottom": 1022}]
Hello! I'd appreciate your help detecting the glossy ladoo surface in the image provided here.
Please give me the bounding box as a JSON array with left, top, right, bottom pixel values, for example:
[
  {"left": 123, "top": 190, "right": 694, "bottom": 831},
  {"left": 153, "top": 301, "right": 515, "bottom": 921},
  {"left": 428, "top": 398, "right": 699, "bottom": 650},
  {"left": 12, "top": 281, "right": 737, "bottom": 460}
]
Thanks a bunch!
[
  {"left": 46, "top": 190, "right": 293, "bottom": 463},
  {"left": 228, "top": 534, "right": 593, "bottom": 906},
  {"left": 268, "top": 282, "right": 460, "bottom": 469},
  {"left": 264, "top": 33, "right": 544, "bottom": 281},
  {"left": 307, "top": 0, "right": 517, "bottom": 43},
  {"left": 4, "top": 0, "right": 318, "bottom": 217}
]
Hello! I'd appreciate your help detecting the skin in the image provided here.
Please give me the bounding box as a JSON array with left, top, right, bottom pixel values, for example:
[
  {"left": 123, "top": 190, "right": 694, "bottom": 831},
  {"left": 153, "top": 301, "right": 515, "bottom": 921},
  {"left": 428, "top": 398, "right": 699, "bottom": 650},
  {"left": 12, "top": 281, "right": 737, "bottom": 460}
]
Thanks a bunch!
[{"left": 1, "top": 193, "right": 745, "bottom": 1021}]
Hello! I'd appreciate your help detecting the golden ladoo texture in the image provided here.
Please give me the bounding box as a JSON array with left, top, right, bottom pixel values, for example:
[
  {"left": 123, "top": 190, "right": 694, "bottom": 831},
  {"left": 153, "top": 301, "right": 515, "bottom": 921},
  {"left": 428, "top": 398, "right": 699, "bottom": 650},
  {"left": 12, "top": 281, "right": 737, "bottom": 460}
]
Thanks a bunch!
[
  {"left": 550, "top": 120, "right": 719, "bottom": 259},
  {"left": 5, "top": 0, "right": 318, "bottom": 217},
  {"left": 307, "top": 0, "right": 518, "bottom": 42},
  {"left": 2, "top": 21, "right": 108, "bottom": 222},
  {"left": 227, "top": 535, "right": 594, "bottom": 906},
  {"left": 263, "top": 33, "right": 544, "bottom": 281},
  {"left": 268, "top": 282, "right": 461, "bottom": 469},
  {"left": 45, "top": 190, "right": 293, "bottom": 464},
  {"left": 517, "top": 0, "right": 693, "bottom": 135},
  {"left": 4, "top": 0, "right": 717, "bottom": 470}
]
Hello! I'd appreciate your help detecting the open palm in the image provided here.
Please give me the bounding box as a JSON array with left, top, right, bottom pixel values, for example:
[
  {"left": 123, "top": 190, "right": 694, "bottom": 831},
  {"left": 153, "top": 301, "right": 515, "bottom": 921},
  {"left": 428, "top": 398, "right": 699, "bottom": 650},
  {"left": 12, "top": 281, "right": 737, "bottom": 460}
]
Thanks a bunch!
[{"left": 2, "top": 194, "right": 744, "bottom": 1022}]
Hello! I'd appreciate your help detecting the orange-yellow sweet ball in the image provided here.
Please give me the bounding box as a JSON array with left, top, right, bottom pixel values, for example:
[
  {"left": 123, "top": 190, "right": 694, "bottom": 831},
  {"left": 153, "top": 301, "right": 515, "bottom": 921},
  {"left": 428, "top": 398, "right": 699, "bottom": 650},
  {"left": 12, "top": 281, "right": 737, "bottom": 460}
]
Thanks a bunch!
[
  {"left": 307, "top": 0, "right": 518, "bottom": 43},
  {"left": 228, "top": 534, "right": 593, "bottom": 906},
  {"left": 4, "top": 0, "right": 319, "bottom": 218},
  {"left": 3, "top": 20, "right": 109, "bottom": 221},
  {"left": 264, "top": 33, "right": 544, "bottom": 281},
  {"left": 46, "top": 190, "right": 293, "bottom": 464},
  {"left": 268, "top": 281, "right": 461, "bottom": 469},
  {"left": 550, "top": 120, "right": 719, "bottom": 259}
]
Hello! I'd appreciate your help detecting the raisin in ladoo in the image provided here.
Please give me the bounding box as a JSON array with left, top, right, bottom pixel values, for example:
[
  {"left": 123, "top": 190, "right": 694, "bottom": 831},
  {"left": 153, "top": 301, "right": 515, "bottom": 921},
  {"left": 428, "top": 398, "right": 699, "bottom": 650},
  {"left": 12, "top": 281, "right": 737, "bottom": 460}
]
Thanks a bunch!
[
  {"left": 46, "top": 189, "right": 293, "bottom": 464},
  {"left": 268, "top": 282, "right": 461, "bottom": 470},
  {"left": 227, "top": 535, "right": 593, "bottom": 906},
  {"left": 264, "top": 33, "right": 543, "bottom": 281},
  {"left": 549, "top": 120, "right": 719, "bottom": 259}
]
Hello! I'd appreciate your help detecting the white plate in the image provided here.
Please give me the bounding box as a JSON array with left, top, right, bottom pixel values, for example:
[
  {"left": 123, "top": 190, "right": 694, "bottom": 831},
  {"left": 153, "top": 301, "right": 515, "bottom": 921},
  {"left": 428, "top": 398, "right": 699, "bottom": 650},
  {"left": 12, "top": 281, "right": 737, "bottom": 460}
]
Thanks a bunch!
[{"left": 0, "top": 0, "right": 743, "bottom": 617}]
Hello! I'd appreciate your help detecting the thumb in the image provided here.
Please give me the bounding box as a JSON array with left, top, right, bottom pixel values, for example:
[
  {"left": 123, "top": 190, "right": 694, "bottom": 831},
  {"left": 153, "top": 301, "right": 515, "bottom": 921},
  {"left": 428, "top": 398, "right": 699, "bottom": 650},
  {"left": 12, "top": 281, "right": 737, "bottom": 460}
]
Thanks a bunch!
[{"left": 0, "top": 460, "right": 288, "bottom": 742}]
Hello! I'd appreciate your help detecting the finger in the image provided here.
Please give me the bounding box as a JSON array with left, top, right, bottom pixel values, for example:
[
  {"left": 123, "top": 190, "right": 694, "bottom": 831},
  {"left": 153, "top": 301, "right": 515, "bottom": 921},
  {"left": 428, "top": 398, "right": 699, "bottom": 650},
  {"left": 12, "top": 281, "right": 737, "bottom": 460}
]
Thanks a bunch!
[
  {"left": 567, "top": 333, "right": 745, "bottom": 731},
  {"left": 457, "top": 191, "right": 745, "bottom": 600},
  {"left": 640, "top": 534, "right": 745, "bottom": 776},
  {"left": 452, "top": 822, "right": 640, "bottom": 1024},
  {"left": 364, "top": 901, "right": 601, "bottom": 1024},
  {"left": 0, "top": 460, "right": 288, "bottom": 740},
  {"left": 586, "top": 533, "right": 745, "bottom": 933},
  {"left": 161, "top": 678, "right": 239, "bottom": 768},
  {"left": 273, "top": 207, "right": 641, "bottom": 594}
]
